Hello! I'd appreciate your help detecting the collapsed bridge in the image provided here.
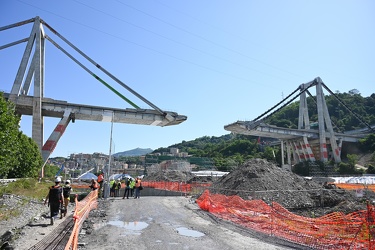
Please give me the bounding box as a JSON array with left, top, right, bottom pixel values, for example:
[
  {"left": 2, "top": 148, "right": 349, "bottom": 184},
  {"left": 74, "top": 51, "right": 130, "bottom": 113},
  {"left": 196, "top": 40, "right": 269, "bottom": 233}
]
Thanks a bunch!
[
  {"left": 0, "top": 17, "right": 187, "bottom": 173},
  {"left": 225, "top": 77, "right": 374, "bottom": 167}
]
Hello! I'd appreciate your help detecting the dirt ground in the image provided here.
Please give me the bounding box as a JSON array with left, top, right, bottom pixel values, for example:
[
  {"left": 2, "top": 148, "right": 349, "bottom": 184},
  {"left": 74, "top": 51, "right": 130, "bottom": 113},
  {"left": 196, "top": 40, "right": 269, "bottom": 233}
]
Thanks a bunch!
[{"left": 0, "top": 194, "right": 74, "bottom": 249}]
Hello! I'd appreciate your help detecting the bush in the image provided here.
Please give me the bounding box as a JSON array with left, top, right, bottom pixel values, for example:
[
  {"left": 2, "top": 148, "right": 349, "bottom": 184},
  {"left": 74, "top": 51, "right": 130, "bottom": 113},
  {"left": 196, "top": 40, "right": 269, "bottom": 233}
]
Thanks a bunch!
[
  {"left": 0, "top": 179, "right": 50, "bottom": 199},
  {"left": 292, "top": 162, "right": 310, "bottom": 176},
  {"left": 337, "top": 162, "right": 357, "bottom": 175},
  {"left": 359, "top": 134, "right": 375, "bottom": 152},
  {"left": 366, "top": 165, "right": 375, "bottom": 174}
]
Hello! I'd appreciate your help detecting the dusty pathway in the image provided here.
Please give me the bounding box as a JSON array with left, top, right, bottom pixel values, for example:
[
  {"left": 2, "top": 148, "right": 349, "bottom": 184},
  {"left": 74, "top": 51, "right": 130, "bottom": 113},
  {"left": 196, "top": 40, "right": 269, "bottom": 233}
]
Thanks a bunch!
[
  {"left": 78, "top": 196, "right": 302, "bottom": 250},
  {"left": 7, "top": 202, "right": 74, "bottom": 250}
]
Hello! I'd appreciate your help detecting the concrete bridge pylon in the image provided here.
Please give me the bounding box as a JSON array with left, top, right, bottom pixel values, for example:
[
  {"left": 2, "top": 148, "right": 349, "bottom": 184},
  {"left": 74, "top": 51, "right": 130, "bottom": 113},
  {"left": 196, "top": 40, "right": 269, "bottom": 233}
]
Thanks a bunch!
[{"left": 224, "top": 77, "right": 374, "bottom": 167}]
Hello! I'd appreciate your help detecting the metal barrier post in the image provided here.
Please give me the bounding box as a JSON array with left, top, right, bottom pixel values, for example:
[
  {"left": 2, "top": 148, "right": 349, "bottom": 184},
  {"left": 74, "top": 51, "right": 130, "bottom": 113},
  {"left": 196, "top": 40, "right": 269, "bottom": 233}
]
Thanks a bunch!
[{"left": 103, "top": 181, "right": 110, "bottom": 199}]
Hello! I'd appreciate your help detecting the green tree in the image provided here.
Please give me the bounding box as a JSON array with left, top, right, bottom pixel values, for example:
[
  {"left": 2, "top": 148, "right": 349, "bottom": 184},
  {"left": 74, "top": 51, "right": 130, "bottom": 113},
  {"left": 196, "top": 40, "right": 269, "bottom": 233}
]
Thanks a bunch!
[
  {"left": 43, "top": 164, "right": 60, "bottom": 178},
  {"left": 0, "top": 93, "right": 43, "bottom": 178},
  {"left": 7, "top": 133, "right": 42, "bottom": 178},
  {"left": 359, "top": 134, "right": 375, "bottom": 152},
  {"left": 262, "top": 147, "right": 276, "bottom": 162},
  {"left": 292, "top": 162, "right": 310, "bottom": 176},
  {"left": 347, "top": 154, "right": 358, "bottom": 167},
  {"left": 337, "top": 162, "right": 357, "bottom": 175},
  {"left": 366, "top": 165, "right": 375, "bottom": 174},
  {"left": 0, "top": 93, "right": 20, "bottom": 177}
]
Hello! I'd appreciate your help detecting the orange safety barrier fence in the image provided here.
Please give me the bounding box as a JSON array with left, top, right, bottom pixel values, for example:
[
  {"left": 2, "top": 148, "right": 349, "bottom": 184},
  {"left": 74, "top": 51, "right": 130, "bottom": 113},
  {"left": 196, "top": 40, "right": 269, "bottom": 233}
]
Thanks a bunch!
[
  {"left": 335, "top": 183, "right": 375, "bottom": 193},
  {"left": 197, "top": 190, "right": 375, "bottom": 250},
  {"left": 142, "top": 181, "right": 211, "bottom": 193},
  {"left": 64, "top": 189, "right": 98, "bottom": 250}
]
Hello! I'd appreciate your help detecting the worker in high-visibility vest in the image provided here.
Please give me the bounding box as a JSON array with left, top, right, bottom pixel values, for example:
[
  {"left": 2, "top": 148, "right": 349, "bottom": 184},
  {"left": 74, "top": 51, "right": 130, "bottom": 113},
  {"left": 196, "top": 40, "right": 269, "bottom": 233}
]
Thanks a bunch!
[
  {"left": 129, "top": 178, "right": 136, "bottom": 197},
  {"left": 97, "top": 172, "right": 104, "bottom": 198},
  {"left": 109, "top": 179, "right": 115, "bottom": 197},
  {"left": 122, "top": 178, "right": 131, "bottom": 199},
  {"left": 134, "top": 177, "right": 142, "bottom": 199},
  {"left": 114, "top": 179, "right": 121, "bottom": 197}
]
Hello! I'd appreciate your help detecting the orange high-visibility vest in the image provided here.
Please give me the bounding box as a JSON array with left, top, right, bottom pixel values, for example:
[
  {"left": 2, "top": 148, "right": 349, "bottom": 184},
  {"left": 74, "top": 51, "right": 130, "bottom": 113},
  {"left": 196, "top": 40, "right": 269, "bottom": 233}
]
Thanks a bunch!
[{"left": 97, "top": 174, "right": 104, "bottom": 183}]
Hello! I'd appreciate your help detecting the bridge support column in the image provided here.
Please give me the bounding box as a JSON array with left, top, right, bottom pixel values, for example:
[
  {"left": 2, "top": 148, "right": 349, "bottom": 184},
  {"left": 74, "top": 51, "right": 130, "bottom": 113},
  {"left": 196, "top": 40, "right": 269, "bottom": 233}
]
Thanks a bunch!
[
  {"left": 316, "top": 80, "right": 328, "bottom": 162},
  {"left": 292, "top": 141, "right": 302, "bottom": 163},
  {"left": 298, "top": 89, "right": 310, "bottom": 129},
  {"left": 315, "top": 78, "right": 341, "bottom": 163},
  {"left": 9, "top": 16, "right": 46, "bottom": 151},
  {"left": 32, "top": 17, "right": 45, "bottom": 151},
  {"left": 302, "top": 137, "right": 316, "bottom": 162},
  {"left": 286, "top": 141, "right": 292, "bottom": 166},
  {"left": 41, "top": 109, "right": 72, "bottom": 177},
  {"left": 289, "top": 141, "right": 298, "bottom": 165},
  {"left": 280, "top": 140, "right": 285, "bottom": 166}
]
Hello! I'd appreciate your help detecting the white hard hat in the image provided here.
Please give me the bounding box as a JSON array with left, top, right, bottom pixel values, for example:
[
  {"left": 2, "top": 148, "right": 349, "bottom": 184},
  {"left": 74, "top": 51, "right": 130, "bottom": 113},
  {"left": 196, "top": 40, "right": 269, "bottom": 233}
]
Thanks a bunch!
[
  {"left": 55, "top": 177, "right": 61, "bottom": 182},
  {"left": 66, "top": 180, "right": 71, "bottom": 184}
]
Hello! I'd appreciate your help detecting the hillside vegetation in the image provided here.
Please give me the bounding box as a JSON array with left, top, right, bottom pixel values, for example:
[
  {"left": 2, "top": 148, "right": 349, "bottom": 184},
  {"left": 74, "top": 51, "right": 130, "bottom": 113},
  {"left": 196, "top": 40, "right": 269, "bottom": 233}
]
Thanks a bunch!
[{"left": 266, "top": 90, "right": 375, "bottom": 132}]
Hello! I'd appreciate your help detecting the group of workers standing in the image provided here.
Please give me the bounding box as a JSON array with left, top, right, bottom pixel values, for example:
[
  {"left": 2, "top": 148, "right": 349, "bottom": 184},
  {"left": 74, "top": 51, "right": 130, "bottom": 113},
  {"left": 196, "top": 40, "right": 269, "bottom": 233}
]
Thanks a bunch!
[
  {"left": 44, "top": 173, "right": 141, "bottom": 226},
  {"left": 89, "top": 172, "right": 143, "bottom": 199},
  {"left": 123, "top": 177, "right": 142, "bottom": 199}
]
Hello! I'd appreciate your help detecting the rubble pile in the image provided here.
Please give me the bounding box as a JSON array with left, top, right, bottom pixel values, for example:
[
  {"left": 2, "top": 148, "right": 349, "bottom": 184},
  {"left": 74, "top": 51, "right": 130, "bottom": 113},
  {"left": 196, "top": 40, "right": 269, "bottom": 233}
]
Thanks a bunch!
[
  {"left": 210, "top": 158, "right": 374, "bottom": 217},
  {"left": 187, "top": 175, "right": 213, "bottom": 183},
  {"left": 143, "top": 158, "right": 374, "bottom": 217},
  {"left": 143, "top": 170, "right": 196, "bottom": 182}
]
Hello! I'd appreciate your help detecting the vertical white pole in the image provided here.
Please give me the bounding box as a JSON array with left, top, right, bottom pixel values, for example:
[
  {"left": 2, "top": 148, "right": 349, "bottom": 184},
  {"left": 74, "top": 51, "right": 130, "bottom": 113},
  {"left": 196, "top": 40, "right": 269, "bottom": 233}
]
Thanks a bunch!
[
  {"left": 104, "top": 112, "right": 114, "bottom": 199},
  {"left": 108, "top": 112, "right": 114, "bottom": 176}
]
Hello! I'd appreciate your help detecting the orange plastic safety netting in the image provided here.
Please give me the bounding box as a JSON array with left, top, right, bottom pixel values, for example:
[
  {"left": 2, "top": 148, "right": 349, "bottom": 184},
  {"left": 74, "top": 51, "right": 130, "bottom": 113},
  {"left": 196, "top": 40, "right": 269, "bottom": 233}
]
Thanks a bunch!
[
  {"left": 335, "top": 183, "right": 375, "bottom": 193},
  {"left": 142, "top": 181, "right": 211, "bottom": 193},
  {"left": 64, "top": 189, "right": 98, "bottom": 250},
  {"left": 197, "top": 190, "right": 375, "bottom": 249}
]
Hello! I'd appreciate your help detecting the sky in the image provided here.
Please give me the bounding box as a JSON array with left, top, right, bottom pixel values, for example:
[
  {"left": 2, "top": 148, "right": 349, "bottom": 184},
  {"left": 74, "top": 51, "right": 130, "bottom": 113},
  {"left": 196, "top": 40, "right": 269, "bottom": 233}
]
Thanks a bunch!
[{"left": 0, "top": 0, "right": 374, "bottom": 158}]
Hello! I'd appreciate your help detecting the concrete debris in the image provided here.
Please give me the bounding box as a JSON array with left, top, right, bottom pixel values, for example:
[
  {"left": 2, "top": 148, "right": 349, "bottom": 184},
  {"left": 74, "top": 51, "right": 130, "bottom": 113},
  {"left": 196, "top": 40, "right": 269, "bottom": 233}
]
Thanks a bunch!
[
  {"left": 210, "top": 158, "right": 375, "bottom": 217},
  {"left": 143, "top": 170, "right": 196, "bottom": 182}
]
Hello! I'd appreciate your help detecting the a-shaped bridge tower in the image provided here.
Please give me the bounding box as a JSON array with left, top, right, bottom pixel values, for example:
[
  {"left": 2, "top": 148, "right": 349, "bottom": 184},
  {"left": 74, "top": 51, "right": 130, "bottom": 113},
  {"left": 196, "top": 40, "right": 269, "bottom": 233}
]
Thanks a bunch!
[
  {"left": 225, "top": 77, "right": 374, "bottom": 167},
  {"left": 0, "top": 17, "right": 187, "bottom": 170}
]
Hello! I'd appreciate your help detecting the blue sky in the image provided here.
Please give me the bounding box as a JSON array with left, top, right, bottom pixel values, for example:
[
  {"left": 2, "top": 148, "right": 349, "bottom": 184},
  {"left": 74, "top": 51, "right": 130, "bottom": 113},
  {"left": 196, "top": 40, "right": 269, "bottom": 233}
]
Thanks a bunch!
[{"left": 1, "top": 0, "right": 374, "bottom": 158}]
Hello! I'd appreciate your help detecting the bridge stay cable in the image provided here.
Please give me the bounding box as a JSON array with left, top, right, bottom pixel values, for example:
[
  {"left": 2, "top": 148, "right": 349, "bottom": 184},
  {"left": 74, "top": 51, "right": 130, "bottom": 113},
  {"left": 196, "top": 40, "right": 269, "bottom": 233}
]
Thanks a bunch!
[
  {"left": 251, "top": 86, "right": 301, "bottom": 123},
  {"left": 253, "top": 90, "right": 303, "bottom": 125},
  {"left": 0, "top": 38, "right": 29, "bottom": 50},
  {"left": 321, "top": 82, "right": 374, "bottom": 133},
  {"left": 40, "top": 19, "right": 165, "bottom": 115},
  {"left": 305, "top": 89, "right": 343, "bottom": 134},
  {"left": 44, "top": 35, "right": 140, "bottom": 109},
  {"left": 1, "top": 17, "right": 165, "bottom": 114},
  {"left": 247, "top": 84, "right": 312, "bottom": 130},
  {"left": 0, "top": 17, "right": 35, "bottom": 32}
]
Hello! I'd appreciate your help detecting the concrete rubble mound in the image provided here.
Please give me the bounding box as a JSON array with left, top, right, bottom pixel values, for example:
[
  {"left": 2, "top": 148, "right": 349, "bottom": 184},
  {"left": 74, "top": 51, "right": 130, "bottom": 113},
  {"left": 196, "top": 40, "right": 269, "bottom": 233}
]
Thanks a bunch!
[
  {"left": 210, "top": 158, "right": 373, "bottom": 217},
  {"left": 143, "top": 170, "right": 196, "bottom": 182}
]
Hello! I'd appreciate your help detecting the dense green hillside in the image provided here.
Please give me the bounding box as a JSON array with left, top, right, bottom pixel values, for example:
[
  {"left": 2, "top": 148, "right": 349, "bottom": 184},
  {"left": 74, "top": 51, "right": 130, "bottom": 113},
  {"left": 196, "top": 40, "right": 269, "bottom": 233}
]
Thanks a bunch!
[
  {"left": 266, "top": 91, "right": 375, "bottom": 131},
  {"left": 153, "top": 134, "right": 279, "bottom": 171},
  {"left": 153, "top": 91, "right": 375, "bottom": 171}
]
